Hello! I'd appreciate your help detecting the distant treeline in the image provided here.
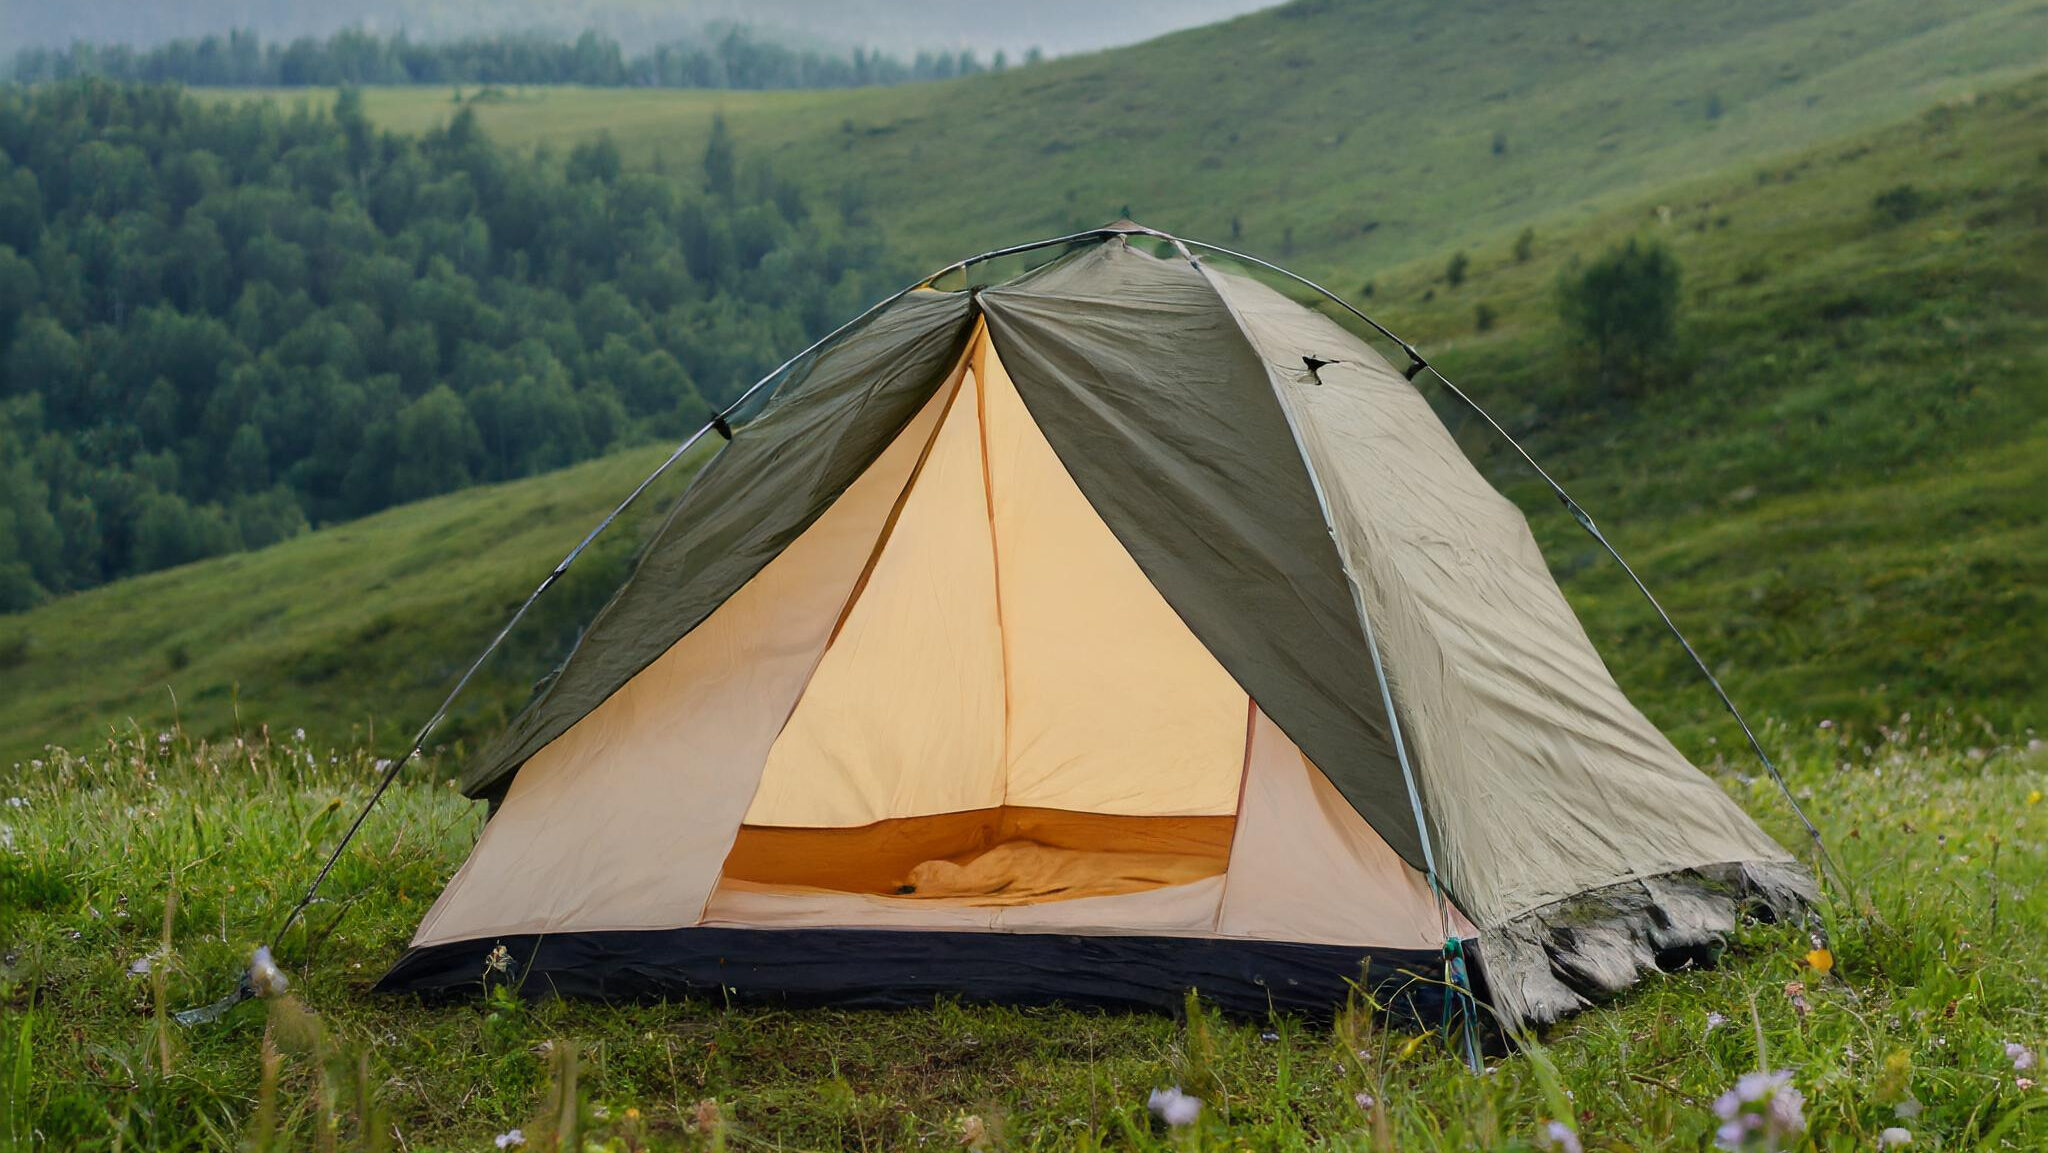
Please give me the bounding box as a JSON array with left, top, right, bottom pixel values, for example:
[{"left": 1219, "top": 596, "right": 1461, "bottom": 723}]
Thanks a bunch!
[
  {"left": 0, "top": 80, "right": 914, "bottom": 610},
  {"left": 6, "top": 27, "right": 1040, "bottom": 90}
]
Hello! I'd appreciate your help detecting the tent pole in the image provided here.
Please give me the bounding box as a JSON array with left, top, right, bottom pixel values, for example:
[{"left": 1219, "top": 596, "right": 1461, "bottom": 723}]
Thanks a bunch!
[
  {"left": 1164, "top": 234, "right": 1483, "bottom": 1071},
  {"left": 181, "top": 225, "right": 1155, "bottom": 1024},
  {"left": 1171, "top": 234, "right": 1844, "bottom": 897}
]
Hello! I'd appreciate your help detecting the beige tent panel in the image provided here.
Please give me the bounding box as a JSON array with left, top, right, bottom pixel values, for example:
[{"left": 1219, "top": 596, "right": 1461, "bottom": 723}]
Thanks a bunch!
[
  {"left": 1209, "top": 270, "right": 1791, "bottom": 928},
  {"left": 743, "top": 334, "right": 1248, "bottom": 826},
  {"left": 977, "top": 337, "right": 1251, "bottom": 815},
  {"left": 1218, "top": 708, "right": 1469, "bottom": 949},
  {"left": 409, "top": 347, "right": 973, "bottom": 947},
  {"left": 743, "top": 365, "right": 1009, "bottom": 827}
]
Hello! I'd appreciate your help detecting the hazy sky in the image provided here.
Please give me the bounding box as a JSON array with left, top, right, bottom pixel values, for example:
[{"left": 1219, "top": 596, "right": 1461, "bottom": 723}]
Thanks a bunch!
[{"left": 1, "top": 0, "right": 1286, "bottom": 56}]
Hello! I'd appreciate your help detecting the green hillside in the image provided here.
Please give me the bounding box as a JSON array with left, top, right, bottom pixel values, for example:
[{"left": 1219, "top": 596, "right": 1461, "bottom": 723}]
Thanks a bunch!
[
  {"left": 4, "top": 70, "right": 2042, "bottom": 765},
  {"left": 222, "top": 0, "right": 2048, "bottom": 278}
]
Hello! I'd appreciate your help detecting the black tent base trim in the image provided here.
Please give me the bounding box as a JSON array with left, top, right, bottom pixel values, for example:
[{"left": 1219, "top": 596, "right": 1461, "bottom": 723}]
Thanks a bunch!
[{"left": 375, "top": 927, "right": 1464, "bottom": 1021}]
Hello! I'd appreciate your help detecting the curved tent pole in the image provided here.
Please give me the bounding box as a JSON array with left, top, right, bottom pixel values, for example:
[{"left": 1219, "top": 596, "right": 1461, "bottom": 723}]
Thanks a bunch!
[
  {"left": 1171, "top": 234, "right": 1844, "bottom": 896},
  {"left": 172, "top": 227, "right": 1144, "bottom": 1024},
  {"left": 1163, "top": 232, "right": 1487, "bottom": 1072}
]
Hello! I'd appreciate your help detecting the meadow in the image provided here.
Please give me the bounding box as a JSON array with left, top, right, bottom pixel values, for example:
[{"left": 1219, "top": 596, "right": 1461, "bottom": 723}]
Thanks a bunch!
[
  {"left": 205, "top": 0, "right": 2048, "bottom": 277},
  {"left": 3, "top": 5, "right": 2046, "bottom": 1149},
  {"left": 9, "top": 68, "right": 2042, "bottom": 764},
  {"left": 1, "top": 715, "right": 2043, "bottom": 1149}
]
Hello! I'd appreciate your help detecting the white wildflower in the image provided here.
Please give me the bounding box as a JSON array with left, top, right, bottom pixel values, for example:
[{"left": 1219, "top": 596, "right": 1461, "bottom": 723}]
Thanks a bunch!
[
  {"left": 1706, "top": 1011, "right": 1728, "bottom": 1032},
  {"left": 1878, "top": 1128, "right": 1911, "bottom": 1147},
  {"left": 4, "top": 797, "right": 25, "bottom": 808},
  {"left": 1893, "top": 1096, "right": 1922, "bottom": 1119},
  {"left": 248, "top": 946, "right": 289, "bottom": 998},
  {"left": 1713, "top": 1070, "right": 1805, "bottom": 1151},
  {"left": 493, "top": 1130, "right": 526, "bottom": 1149},
  {"left": 293, "top": 727, "right": 306, "bottom": 743},
  {"left": 127, "top": 953, "right": 155, "bottom": 977},
  {"left": 2006, "top": 1042, "right": 2037, "bottom": 1072},
  {"left": 1536, "top": 1119, "right": 1584, "bottom": 1153},
  {"left": 1146, "top": 1086, "right": 1201, "bottom": 1128}
]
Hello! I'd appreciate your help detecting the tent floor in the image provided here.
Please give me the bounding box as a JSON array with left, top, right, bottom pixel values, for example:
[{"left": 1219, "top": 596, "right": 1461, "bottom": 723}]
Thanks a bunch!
[{"left": 375, "top": 927, "right": 1462, "bottom": 1020}]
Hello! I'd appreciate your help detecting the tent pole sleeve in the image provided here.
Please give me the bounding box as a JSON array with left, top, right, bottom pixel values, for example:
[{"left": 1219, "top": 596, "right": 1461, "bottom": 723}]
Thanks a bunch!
[
  {"left": 1164, "top": 237, "right": 1452, "bottom": 927},
  {"left": 1172, "top": 234, "right": 1844, "bottom": 896},
  {"left": 1171, "top": 236, "right": 1480, "bottom": 1075}
]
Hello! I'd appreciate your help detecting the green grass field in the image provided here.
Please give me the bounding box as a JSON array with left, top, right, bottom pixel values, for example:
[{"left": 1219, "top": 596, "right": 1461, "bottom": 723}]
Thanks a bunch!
[
  {"left": 206, "top": 0, "right": 2048, "bottom": 279},
  {"left": 3, "top": 717, "right": 2043, "bottom": 1149}
]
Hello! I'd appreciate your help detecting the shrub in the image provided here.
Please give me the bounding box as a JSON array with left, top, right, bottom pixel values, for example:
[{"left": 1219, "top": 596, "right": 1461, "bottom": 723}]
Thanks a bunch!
[
  {"left": 1513, "top": 227, "right": 1535, "bottom": 263},
  {"left": 1446, "top": 250, "right": 1470, "bottom": 288},
  {"left": 1555, "top": 237, "right": 1682, "bottom": 397},
  {"left": 1475, "top": 303, "right": 1498, "bottom": 332},
  {"left": 1872, "top": 184, "right": 1929, "bottom": 225}
]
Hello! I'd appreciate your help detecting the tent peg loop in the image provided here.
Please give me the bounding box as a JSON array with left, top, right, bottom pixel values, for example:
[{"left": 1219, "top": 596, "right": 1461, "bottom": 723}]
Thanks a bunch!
[{"left": 711, "top": 413, "right": 735, "bottom": 441}]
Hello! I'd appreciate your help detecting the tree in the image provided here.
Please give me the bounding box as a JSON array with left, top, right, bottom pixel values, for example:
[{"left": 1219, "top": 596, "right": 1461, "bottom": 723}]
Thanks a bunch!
[
  {"left": 1513, "top": 227, "right": 1535, "bottom": 264},
  {"left": 1556, "top": 238, "right": 1683, "bottom": 398},
  {"left": 1445, "top": 250, "right": 1469, "bottom": 288},
  {"left": 703, "top": 114, "right": 736, "bottom": 201}
]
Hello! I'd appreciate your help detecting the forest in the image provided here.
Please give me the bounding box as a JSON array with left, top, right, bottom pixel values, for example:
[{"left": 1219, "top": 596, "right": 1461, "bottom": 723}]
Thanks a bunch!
[
  {"left": 0, "top": 80, "right": 913, "bottom": 610},
  {"left": 6, "top": 28, "right": 1028, "bottom": 91}
]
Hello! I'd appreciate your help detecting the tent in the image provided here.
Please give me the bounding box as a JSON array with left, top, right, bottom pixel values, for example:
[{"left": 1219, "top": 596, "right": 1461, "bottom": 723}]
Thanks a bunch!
[{"left": 379, "top": 226, "right": 1813, "bottom": 1029}]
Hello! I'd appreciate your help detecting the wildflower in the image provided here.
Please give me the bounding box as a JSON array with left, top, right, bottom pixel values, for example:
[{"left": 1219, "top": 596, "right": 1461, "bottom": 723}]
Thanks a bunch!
[
  {"left": 493, "top": 1130, "right": 526, "bottom": 1150},
  {"left": 1353, "top": 1091, "right": 1375, "bottom": 1111},
  {"left": 1147, "top": 1087, "right": 1202, "bottom": 1127},
  {"left": 127, "top": 953, "right": 156, "bottom": 977},
  {"left": 1706, "top": 1011, "right": 1729, "bottom": 1032},
  {"left": 1819, "top": 719, "right": 1835, "bottom": 730},
  {"left": 2029, "top": 790, "right": 2043, "bottom": 806},
  {"left": 1712, "top": 1070, "right": 1805, "bottom": 1151},
  {"left": 293, "top": 727, "right": 306, "bottom": 743},
  {"left": 4, "top": 797, "right": 24, "bottom": 808},
  {"left": 248, "top": 946, "right": 290, "bottom": 998},
  {"left": 2018, "top": 1077, "right": 2035, "bottom": 1091},
  {"left": 1878, "top": 1128, "right": 1911, "bottom": 1147},
  {"left": 1536, "top": 1119, "right": 1584, "bottom": 1153},
  {"left": 958, "top": 1113, "right": 989, "bottom": 1148},
  {"left": 1784, "top": 981, "right": 1811, "bottom": 1020},
  {"left": 2007, "top": 1042, "right": 2038, "bottom": 1072},
  {"left": 1893, "top": 1096, "right": 1922, "bottom": 1119},
  {"left": 691, "top": 1099, "right": 723, "bottom": 1133},
  {"left": 1805, "top": 948, "right": 1834, "bottom": 975}
]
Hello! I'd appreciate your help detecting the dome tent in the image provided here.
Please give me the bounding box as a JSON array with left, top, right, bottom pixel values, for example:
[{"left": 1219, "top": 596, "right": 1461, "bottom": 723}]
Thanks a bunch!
[{"left": 377, "top": 224, "right": 1814, "bottom": 1031}]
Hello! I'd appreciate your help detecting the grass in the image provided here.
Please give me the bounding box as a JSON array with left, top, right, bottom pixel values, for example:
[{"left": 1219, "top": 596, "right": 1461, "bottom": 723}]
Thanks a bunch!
[
  {"left": 1, "top": 715, "right": 2044, "bottom": 1149},
  {"left": 9, "top": 69, "right": 2041, "bottom": 765},
  {"left": 200, "top": 0, "right": 2048, "bottom": 280}
]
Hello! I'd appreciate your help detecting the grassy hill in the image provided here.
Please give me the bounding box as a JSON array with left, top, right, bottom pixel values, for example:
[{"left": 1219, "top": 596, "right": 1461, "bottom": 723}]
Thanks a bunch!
[
  {"left": 218, "top": 0, "right": 2048, "bottom": 279},
  {"left": 4, "top": 68, "right": 2043, "bottom": 765}
]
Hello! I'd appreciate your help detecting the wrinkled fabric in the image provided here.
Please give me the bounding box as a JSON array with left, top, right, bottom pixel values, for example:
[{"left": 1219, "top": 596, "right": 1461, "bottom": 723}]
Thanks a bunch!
[{"left": 1205, "top": 268, "right": 1795, "bottom": 928}]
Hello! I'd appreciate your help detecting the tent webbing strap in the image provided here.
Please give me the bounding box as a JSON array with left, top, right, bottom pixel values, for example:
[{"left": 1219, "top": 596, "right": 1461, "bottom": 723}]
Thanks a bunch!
[{"left": 1172, "top": 234, "right": 1843, "bottom": 897}]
